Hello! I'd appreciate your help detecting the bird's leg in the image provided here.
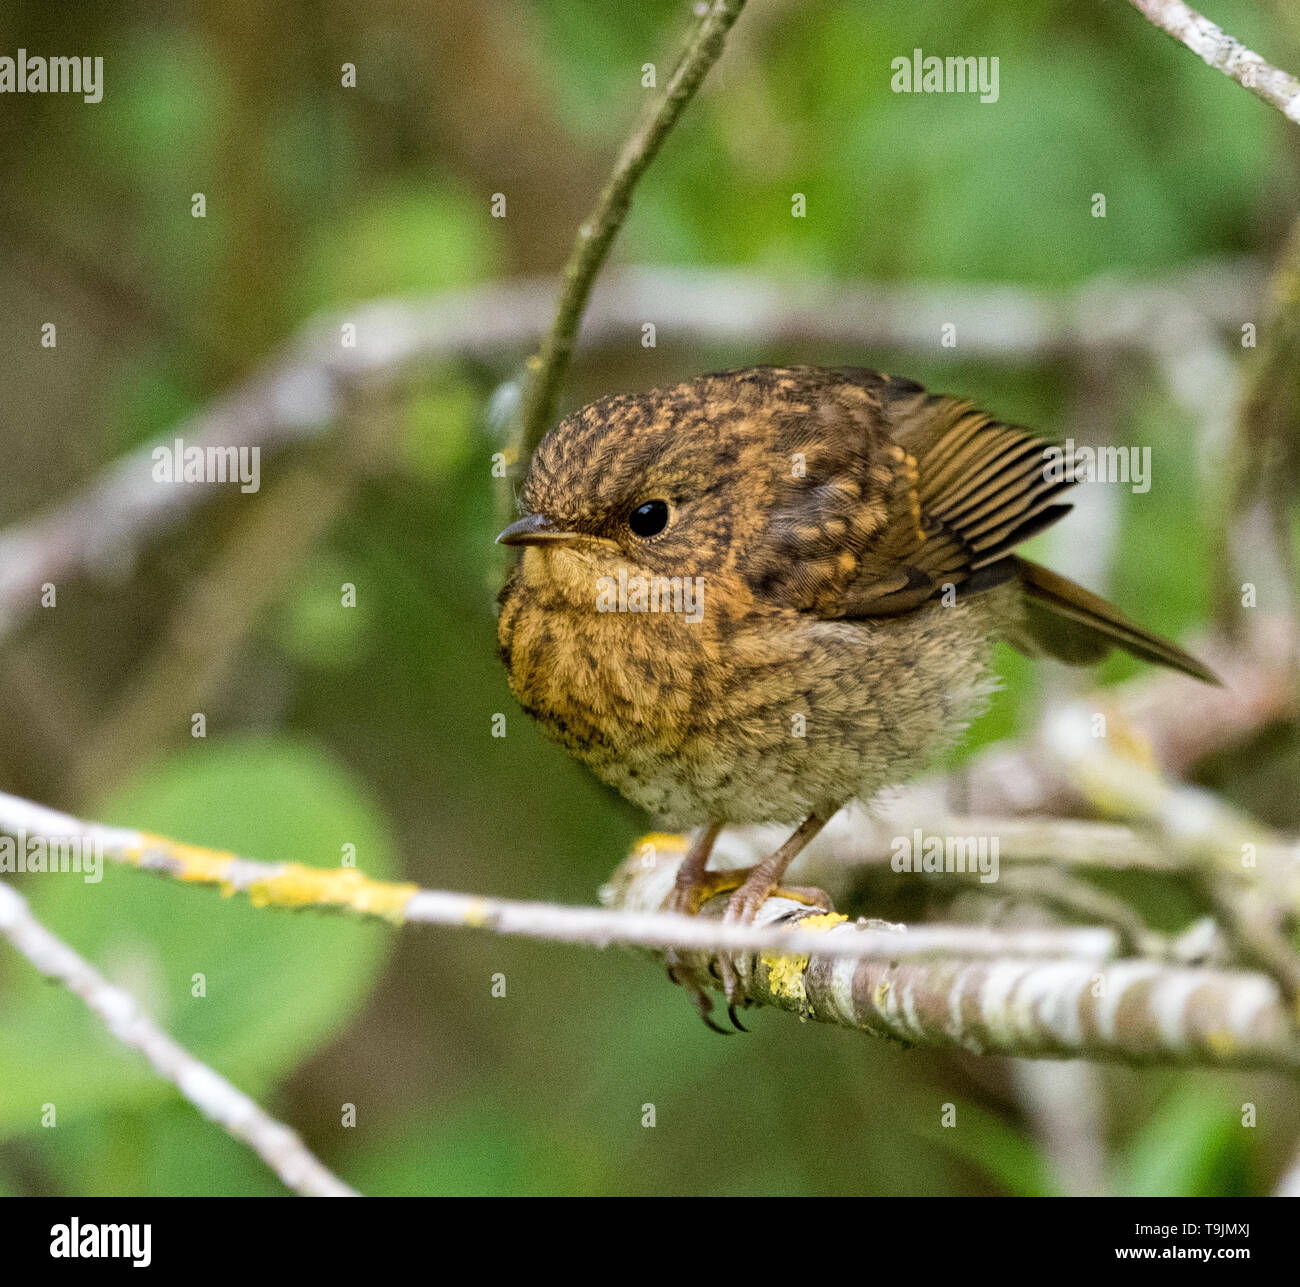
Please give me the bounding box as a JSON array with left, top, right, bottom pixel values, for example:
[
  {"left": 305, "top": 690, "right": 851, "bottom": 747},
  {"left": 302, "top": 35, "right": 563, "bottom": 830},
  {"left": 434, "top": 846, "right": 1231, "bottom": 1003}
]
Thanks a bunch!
[
  {"left": 716, "top": 811, "right": 834, "bottom": 1019},
  {"left": 666, "top": 822, "right": 723, "bottom": 918}
]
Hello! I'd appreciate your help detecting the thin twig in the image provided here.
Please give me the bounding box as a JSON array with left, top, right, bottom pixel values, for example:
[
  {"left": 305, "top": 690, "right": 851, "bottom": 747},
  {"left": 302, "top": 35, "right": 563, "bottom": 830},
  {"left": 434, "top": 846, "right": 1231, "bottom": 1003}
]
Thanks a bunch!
[
  {"left": 513, "top": 0, "right": 749, "bottom": 462},
  {"left": 0, "top": 880, "right": 356, "bottom": 1196},
  {"left": 1125, "top": 0, "right": 1300, "bottom": 123},
  {"left": 0, "top": 787, "right": 1120, "bottom": 965}
]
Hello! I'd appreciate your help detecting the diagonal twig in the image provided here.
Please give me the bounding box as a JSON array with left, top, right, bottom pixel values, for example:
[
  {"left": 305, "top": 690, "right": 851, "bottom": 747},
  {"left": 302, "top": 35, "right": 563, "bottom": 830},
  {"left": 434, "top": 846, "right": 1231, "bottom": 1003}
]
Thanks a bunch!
[
  {"left": 512, "top": 0, "right": 749, "bottom": 461},
  {"left": 0, "top": 880, "right": 356, "bottom": 1196},
  {"left": 1125, "top": 0, "right": 1300, "bottom": 123}
]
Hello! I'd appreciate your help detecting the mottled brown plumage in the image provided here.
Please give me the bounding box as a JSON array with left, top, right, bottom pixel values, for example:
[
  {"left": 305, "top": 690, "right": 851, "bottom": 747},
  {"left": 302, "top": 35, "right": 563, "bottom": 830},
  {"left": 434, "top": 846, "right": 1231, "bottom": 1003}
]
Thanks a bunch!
[{"left": 496, "top": 365, "right": 1215, "bottom": 1024}]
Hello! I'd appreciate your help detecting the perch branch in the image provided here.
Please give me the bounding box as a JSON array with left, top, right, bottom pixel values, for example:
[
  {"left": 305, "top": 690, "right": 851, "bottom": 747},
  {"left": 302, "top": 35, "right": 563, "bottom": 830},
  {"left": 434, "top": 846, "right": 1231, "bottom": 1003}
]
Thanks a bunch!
[
  {"left": 1125, "top": 0, "right": 1300, "bottom": 123},
  {"left": 605, "top": 850, "right": 1300, "bottom": 1070},
  {"left": 0, "top": 880, "right": 356, "bottom": 1197},
  {"left": 513, "top": 0, "right": 749, "bottom": 460}
]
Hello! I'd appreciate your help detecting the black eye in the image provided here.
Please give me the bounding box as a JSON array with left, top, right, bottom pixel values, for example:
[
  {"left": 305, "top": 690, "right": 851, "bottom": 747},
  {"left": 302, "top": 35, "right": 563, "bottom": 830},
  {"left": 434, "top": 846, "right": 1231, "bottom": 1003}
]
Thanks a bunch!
[{"left": 628, "top": 499, "right": 670, "bottom": 538}]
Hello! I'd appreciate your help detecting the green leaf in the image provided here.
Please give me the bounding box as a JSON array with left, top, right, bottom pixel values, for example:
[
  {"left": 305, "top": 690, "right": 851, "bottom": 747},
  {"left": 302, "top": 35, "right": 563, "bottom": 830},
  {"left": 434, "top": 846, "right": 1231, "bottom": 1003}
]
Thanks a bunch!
[
  {"left": 918, "top": 1100, "right": 1058, "bottom": 1196},
  {"left": 0, "top": 738, "right": 396, "bottom": 1138},
  {"left": 1115, "top": 1085, "right": 1250, "bottom": 1196}
]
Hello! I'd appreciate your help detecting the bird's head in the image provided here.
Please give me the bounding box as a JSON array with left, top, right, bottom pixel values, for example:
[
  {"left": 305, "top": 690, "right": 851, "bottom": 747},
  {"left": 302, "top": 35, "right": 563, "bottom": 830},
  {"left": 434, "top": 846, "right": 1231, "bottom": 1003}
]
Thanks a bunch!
[{"left": 496, "top": 368, "right": 891, "bottom": 616}]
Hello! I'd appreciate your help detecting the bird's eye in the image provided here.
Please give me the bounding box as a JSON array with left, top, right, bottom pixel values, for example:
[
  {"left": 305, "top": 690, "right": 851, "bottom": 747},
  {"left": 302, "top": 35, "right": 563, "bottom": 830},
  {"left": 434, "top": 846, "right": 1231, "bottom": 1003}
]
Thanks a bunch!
[{"left": 628, "top": 499, "right": 670, "bottom": 538}]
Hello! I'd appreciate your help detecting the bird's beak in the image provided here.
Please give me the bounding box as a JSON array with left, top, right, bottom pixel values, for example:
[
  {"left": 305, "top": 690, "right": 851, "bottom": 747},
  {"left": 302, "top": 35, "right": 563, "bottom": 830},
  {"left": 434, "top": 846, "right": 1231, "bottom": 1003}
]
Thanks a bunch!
[{"left": 495, "top": 512, "right": 580, "bottom": 547}]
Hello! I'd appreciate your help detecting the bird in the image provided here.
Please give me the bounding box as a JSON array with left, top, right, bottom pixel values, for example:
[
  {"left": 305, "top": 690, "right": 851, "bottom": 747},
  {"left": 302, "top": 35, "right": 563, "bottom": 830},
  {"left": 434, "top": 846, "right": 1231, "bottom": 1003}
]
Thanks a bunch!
[{"left": 495, "top": 365, "right": 1217, "bottom": 1029}]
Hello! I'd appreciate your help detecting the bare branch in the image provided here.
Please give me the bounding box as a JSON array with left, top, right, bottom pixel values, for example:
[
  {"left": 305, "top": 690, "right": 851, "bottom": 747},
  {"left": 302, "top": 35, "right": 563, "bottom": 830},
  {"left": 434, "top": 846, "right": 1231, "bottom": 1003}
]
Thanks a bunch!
[
  {"left": 513, "top": 0, "right": 749, "bottom": 459},
  {"left": 0, "top": 260, "right": 1257, "bottom": 647},
  {"left": 0, "top": 880, "right": 356, "bottom": 1197},
  {"left": 1125, "top": 0, "right": 1300, "bottom": 123}
]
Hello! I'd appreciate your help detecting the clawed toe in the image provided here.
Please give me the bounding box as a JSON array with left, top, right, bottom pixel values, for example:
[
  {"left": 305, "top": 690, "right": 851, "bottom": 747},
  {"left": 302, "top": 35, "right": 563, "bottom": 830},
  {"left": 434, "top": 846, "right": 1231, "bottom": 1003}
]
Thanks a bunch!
[{"left": 663, "top": 814, "right": 833, "bottom": 1032}]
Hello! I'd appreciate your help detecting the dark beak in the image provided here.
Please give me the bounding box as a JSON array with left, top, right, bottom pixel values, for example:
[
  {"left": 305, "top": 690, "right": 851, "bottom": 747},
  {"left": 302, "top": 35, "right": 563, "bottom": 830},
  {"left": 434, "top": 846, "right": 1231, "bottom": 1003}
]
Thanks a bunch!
[{"left": 495, "top": 512, "right": 579, "bottom": 547}]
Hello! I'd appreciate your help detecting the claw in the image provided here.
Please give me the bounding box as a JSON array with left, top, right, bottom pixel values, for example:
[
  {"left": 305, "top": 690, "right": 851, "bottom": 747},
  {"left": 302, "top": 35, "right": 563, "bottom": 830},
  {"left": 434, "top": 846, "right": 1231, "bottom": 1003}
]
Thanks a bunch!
[
  {"left": 727, "top": 1002, "right": 748, "bottom": 1032},
  {"left": 690, "top": 987, "right": 731, "bottom": 1035}
]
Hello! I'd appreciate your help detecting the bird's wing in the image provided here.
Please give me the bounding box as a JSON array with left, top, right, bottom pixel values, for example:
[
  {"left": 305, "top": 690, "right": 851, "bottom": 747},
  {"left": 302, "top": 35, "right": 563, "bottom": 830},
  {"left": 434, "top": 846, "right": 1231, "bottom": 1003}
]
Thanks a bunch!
[
  {"left": 836, "top": 378, "right": 1073, "bottom": 616},
  {"left": 827, "top": 375, "right": 1218, "bottom": 683}
]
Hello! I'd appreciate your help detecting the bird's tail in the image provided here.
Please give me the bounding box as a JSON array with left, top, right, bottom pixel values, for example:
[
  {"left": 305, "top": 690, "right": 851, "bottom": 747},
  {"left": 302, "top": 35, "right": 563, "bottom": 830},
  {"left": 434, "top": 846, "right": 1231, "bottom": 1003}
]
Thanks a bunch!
[{"left": 1010, "top": 557, "right": 1220, "bottom": 685}]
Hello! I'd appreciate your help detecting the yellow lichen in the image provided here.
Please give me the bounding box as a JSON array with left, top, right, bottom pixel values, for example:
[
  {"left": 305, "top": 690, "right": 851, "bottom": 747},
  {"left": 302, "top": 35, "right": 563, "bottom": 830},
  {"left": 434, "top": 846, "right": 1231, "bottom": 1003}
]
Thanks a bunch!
[
  {"left": 761, "top": 911, "right": 847, "bottom": 1004},
  {"left": 461, "top": 897, "right": 491, "bottom": 928},
  {"left": 633, "top": 831, "right": 690, "bottom": 855},
  {"left": 129, "top": 834, "right": 238, "bottom": 894},
  {"left": 128, "top": 835, "right": 416, "bottom": 921},
  {"left": 764, "top": 950, "right": 810, "bottom": 1002},
  {"left": 245, "top": 865, "right": 416, "bottom": 921}
]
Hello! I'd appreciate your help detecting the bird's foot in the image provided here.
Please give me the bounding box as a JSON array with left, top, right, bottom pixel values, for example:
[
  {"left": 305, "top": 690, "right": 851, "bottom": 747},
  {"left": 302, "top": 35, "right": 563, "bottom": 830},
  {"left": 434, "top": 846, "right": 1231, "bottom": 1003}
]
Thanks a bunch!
[
  {"left": 713, "top": 870, "right": 832, "bottom": 1024},
  {"left": 666, "top": 865, "right": 828, "bottom": 1030},
  {"left": 664, "top": 866, "right": 747, "bottom": 1031}
]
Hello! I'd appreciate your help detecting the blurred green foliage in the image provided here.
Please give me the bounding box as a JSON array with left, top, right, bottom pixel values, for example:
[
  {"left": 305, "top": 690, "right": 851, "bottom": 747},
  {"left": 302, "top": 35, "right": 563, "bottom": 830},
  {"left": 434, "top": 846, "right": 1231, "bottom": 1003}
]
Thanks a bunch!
[{"left": 0, "top": 0, "right": 1297, "bottom": 1196}]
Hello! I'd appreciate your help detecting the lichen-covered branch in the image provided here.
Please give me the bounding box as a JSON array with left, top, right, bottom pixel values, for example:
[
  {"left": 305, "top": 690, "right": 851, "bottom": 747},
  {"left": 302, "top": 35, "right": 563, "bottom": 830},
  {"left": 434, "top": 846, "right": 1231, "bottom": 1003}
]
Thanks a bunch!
[
  {"left": 605, "top": 848, "right": 1300, "bottom": 1071},
  {"left": 4, "top": 770, "right": 1299, "bottom": 1069},
  {"left": 0, "top": 608, "right": 1294, "bottom": 1069},
  {"left": 0, "top": 880, "right": 355, "bottom": 1197},
  {"left": 1125, "top": 0, "right": 1300, "bottom": 124},
  {"left": 0, "top": 788, "right": 1121, "bottom": 966}
]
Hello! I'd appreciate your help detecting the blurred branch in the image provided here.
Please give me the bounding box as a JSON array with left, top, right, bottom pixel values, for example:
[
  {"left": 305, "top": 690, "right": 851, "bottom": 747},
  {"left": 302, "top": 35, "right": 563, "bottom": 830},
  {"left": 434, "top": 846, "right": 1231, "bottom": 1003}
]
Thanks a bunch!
[
  {"left": 0, "top": 260, "right": 1260, "bottom": 647},
  {"left": 1037, "top": 698, "right": 1300, "bottom": 1004},
  {"left": 1211, "top": 215, "right": 1300, "bottom": 638},
  {"left": 1125, "top": 0, "right": 1300, "bottom": 123},
  {"left": 513, "top": 0, "right": 749, "bottom": 461},
  {"left": 0, "top": 879, "right": 356, "bottom": 1197},
  {"left": 1276, "top": 1144, "right": 1300, "bottom": 1195},
  {"left": 912, "top": 612, "right": 1298, "bottom": 819},
  {"left": 1011, "top": 1060, "right": 1108, "bottom": 1196},
  {"left": 61, "top": 385, "right": 398, "bottom": 805}
]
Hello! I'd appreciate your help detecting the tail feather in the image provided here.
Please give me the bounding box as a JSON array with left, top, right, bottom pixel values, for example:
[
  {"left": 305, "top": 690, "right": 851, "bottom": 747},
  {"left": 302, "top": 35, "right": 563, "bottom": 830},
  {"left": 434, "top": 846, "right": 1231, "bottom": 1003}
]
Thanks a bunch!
[{"left": 1012, "top": 558, "right": 1220, "bottom": 685}]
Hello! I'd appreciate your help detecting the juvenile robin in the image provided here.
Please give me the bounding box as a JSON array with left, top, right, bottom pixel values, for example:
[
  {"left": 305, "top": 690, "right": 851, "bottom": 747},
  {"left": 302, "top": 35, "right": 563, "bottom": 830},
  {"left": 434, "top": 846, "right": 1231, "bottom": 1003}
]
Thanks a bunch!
[{"left": 496, "top": 365, "right": 1216, "bottom": 1028}]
